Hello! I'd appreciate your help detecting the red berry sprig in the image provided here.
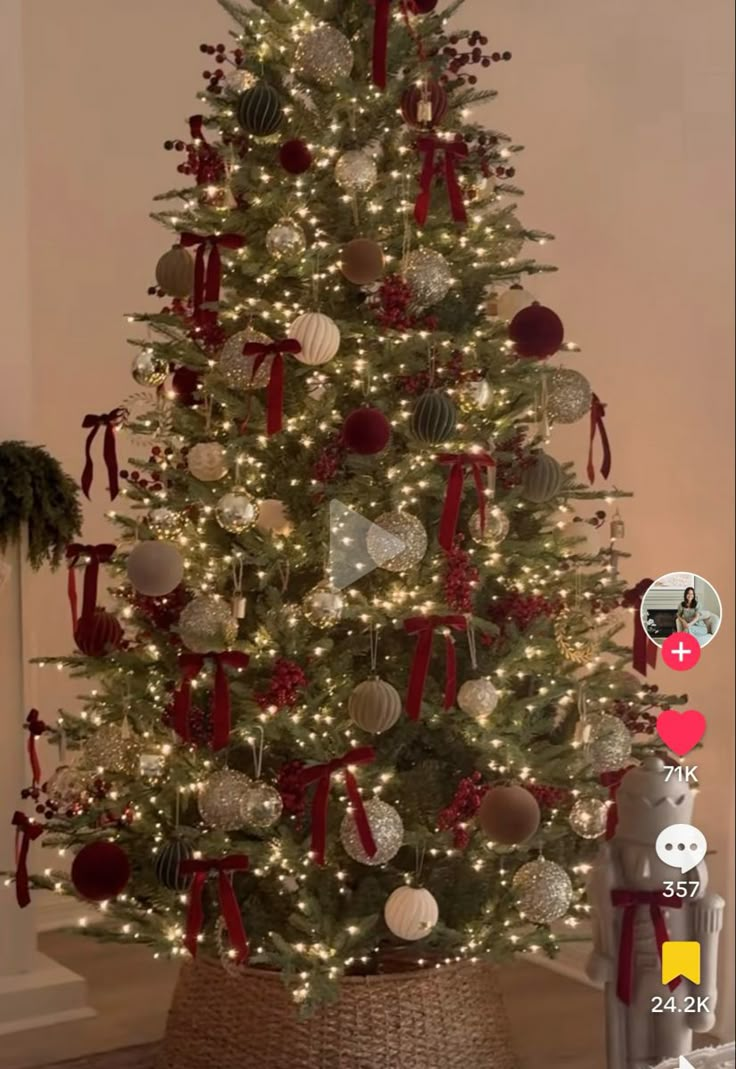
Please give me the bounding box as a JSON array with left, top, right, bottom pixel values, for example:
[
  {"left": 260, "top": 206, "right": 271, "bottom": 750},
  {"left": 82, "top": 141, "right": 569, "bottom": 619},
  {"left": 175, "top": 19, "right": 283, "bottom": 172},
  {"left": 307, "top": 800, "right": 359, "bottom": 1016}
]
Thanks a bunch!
[
  {"left": 438, "top": 772, "right": 488, "bottom": 849},
  {"left": 443, "top": 537, "right": 480, "bottom": 614},
  {"left": 254, "top": 659, "right": 308, "bottom": 712},
  {"left": 441, "top": 31, "right": 512, "bottom": 86}
]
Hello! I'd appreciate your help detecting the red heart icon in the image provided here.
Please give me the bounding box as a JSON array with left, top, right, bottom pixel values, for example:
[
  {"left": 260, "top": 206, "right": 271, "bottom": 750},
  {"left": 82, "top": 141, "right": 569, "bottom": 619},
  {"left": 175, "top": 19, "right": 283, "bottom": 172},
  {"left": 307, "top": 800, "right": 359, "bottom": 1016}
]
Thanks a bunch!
[{"left": 656, "top": 709, "right": 706, "bottom": 757}]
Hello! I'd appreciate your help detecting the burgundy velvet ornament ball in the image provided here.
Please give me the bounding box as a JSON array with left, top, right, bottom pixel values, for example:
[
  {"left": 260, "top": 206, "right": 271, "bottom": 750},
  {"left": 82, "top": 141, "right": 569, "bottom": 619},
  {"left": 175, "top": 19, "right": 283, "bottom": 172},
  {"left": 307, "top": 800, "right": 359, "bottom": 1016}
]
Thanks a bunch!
[
  {"left": 74, "top": 610, "right": 124, "bottom": 657},
  {"left": 171, "top": 366, "right": 202, "bottom": 406},
  {"left": 508, "top": 303, "right": 564, "bottom": 359},
  {"left": 343, "top": 408, "right": 391, "bottom": 455},
  {"left": 71, "top": 841, "right": 131, "bottom": 902},
  {"left": 409, "top": 0, "right": 438, "bottom": 11},
  {"left": 279, "top": 139, "right": 313, "bottom": 175}
]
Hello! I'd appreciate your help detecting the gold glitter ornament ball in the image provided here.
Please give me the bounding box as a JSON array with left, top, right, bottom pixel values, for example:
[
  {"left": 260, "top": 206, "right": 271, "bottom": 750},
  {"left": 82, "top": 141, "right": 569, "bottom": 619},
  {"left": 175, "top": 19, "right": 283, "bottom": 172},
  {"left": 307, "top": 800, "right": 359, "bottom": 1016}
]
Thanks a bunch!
[
  {"left": 569, "top": 796, "right": 609, "bottom": 839},
  {"left": 513, "top": 859, "right": 573, "bottom": 924},
  {"left": 179, "top": 595, "right": 237, "bottom": 653},
  {"left": 303, "top": 581, "right": 345, "bottom": 627},
  {"left": 469, "top": 507, "right": 510, "bottom": 547},
  {"left": 404, "top": 248, "right": 452, "bottom": 307},
  {"left": 366, "top": 511, "right": 427, "bottom": 573},
  {"left": 198, "top": 770, "right": 251, "bottom": 831},
  {"left": 240, "top": 781, "right": 283, "bottom": 830},
  {"left": 131, "top": 350, "right": 168, "bottom": 387},
  {"left": 265, "top": 220, "right": 307, "bottom": 260},
  {"left": 219, "top": 329, "right": 273, "bottom": 390},
  {"left": 586, "top": 712, "right": 632, "bottom": 773},
  {"left": 335, "top": 150, "right": 378, "bottom": 194},
  {"left": 546, "top": 368, "right": 592, "bottom": 425},
  {"left": 215, "top": 489, "right": 259, "bottom": 534},
  {"left": 295, "top": 25, "right": 354, "bottom": 86},
  {"left": 340, "top": 798, "right": 404, "bottom": 866},
  {"left": 84, "top": 723, "right": 142, "bottom": 777}
]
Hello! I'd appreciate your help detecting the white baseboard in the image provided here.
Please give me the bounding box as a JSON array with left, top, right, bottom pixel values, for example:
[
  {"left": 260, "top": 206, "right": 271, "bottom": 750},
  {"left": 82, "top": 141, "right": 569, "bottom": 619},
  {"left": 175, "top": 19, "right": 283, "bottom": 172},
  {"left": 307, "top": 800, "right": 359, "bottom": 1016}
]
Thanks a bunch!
[{"left": 0, "top": 952, "right": 94, "bottom": 1036}]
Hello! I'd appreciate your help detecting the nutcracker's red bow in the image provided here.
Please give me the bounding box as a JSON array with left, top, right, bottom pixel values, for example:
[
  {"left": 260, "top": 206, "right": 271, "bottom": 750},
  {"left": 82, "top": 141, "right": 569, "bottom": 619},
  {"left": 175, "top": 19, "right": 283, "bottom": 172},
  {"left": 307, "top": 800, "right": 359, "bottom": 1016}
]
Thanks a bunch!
[
  {"left": 587, "top": 393, "right": 612, "bottom": 485},
  {"left": 415, "top": 135, "right": 468, "bottom": 226},
  {"left": 180, "top": 232, "right": 246, "bottom": 325},
  {"left": 299, "top": 747, "right": 376, "bottom": 866},
  {"left": 173, "top": 651, "right": 250, "bottom": 751},
  {"left": 179, "top": 854, "right": 250, "bottom": 963},
  {"left": 611, "top": 889, "right": 682, "bottom": 1005},
  {"left": 622, "top": 578, "right": 657, "bottom": 676},
  {"left": 81, "top": 409, "right": 126, "bottom": 501},
  {"left": 11, "top": 811, "right": 44, "bottom": 909},
  {"left": 403, "top": 615, "right": 467, "bottom": 720},
  {"left": 24, "top": 709, "right": 47, "bottom": 789},
  {"left": 241, "top": 338, "right": 302, "bottom": 435},
  {"left": 437, "top": 451, "right": 496, "bottom": 552},
  {"left": 65, "top": 543, "right": 116, "bottom": 630}
]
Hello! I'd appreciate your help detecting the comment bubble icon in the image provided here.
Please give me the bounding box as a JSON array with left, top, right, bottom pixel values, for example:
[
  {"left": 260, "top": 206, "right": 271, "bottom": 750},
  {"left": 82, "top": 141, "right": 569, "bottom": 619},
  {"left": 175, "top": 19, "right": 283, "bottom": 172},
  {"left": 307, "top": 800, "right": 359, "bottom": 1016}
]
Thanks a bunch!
[{"left": 655, "top": 823, "right": 707, "bottom": 874}]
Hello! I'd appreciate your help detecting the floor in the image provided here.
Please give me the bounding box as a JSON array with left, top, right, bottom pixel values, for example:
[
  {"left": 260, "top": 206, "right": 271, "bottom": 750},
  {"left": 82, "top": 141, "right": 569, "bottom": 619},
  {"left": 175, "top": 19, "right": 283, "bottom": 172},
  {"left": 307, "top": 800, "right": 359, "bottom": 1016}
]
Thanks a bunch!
[{"left": 1, "top": 934, "right": 606, "bottom": 1069}]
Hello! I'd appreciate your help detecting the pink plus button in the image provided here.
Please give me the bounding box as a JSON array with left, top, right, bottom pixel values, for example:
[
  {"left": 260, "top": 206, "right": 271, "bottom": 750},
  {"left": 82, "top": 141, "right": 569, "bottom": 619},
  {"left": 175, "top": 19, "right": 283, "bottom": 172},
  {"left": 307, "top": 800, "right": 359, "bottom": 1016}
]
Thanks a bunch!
[{"left": 662, "top": 632, "right": 702, "bottom": 672}]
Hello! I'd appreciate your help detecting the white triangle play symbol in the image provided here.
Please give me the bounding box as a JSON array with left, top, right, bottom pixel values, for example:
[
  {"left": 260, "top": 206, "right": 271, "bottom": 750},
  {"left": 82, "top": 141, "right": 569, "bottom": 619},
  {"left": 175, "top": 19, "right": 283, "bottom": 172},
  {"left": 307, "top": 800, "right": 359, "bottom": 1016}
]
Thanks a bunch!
[
  {"left": 679, "top": 1057, "right": 695, "bottom": 1069},
  {"left": 328, "top": 500, "right": 405, "bottom": 591}
]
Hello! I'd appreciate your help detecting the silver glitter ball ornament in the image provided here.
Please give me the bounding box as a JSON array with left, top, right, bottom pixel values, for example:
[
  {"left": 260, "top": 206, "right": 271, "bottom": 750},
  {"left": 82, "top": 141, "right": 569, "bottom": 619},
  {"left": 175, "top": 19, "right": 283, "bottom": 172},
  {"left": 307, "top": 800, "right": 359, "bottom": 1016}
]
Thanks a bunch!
[
  {"left": 513, "top": 859, "right": 573, "bottom": 924},
  {"left": 224, "top": 67, "right": 256, "bottom": 94},
  {"left": 148, "top": 507, "right": 185, "bottom": 540},
  {"left": 546, "top": 368, "right": 592, "bottom": 425},
  {"left": 198, "top": 770, "right": 251, "bottom": 830},
  {"left": 366, "top": 511, "right": 427, "bottom": 573},
  {"left": 265, "top": 220, "right": 307, "bottom": 260},
  {"left": 585, "top": 712, "right": 632, "bottom": 773},
  {"left": 240, "top": 781, "right": 283, "bottom": 830},
  {"left": 295, "top": 26, "right": 354, "bottom": 87},
  {"left": 84, "top": 723, "right": 142, "bottom": 777},
  {"left": 340, "top": 798, "right": 404, "bottom": 866},
  {"left": 457, "top": 678, "right": 500, "bottom": 719},
  {"left": 569, "top": 797, "right": 609, "bottom": 839},
  {"left": 335, "top": 150, "right": 378, "bottom": 194},
  {"left": 404, "top": 248, "right": 452, "bottom": 307},
  {"left": 215, "top": 489, "right": 259, "bottom": 534},
  {"left": 303, "top": 581, "right": 345, "bottom": 628},
  {"left": 469, "top": 507, "right": 510, "bottom": 547},
  {"left": 44, "top": 765, "right": 90, "bottom": 809},
  {"left": 131, "top": 350, "right": 168, "bottom": 387},
  {"left": 219, "top": 329, "right": 273, "bottom": 390},
  {"left": 179, "top": 595, "right": 238, "bottom": 653}
]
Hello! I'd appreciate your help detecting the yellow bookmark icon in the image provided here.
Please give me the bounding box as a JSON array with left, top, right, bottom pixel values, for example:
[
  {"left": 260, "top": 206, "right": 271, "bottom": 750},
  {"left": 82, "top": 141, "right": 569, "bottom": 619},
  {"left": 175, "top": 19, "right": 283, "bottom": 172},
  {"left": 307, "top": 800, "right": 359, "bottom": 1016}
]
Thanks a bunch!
[{"left": 662, "top": 941, "right": 701, "bottom": 985}]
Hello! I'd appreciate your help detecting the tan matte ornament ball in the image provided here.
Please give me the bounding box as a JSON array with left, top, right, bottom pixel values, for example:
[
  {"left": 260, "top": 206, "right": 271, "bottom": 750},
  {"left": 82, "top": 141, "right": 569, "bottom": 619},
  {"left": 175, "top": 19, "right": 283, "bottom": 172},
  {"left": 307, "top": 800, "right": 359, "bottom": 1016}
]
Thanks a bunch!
[
  {"left": 341, "top": 239, "right": 385, "bottom": 286},
  {"left": 288, "top": 312, "right": 340, "bottom": 366},
  {"left": 348, "top": 678, "right": 402, "bottom": 734},
  {"left": 126, "top": 541, "right": 183, "bottom": 597},
  {"left": 155, "top": 246, "right": 195, "bottom": 298},
  {"left": 478, "top": 785, "right": 541, "bottom": 845},
  {"left": 187, "top": 442, "right": 228, "bottom": 482},
  {"left": 384, "top": 886, "right": 439, "bottom": 941},
  {"left": 256, "top": 499, "right": 293, "bottom": 536},
  {"left": 340, "top": 798, "right": 403, "bottom": 866},
  {"left": 179, "top": 595, "right": 237, "bottom": 653}
]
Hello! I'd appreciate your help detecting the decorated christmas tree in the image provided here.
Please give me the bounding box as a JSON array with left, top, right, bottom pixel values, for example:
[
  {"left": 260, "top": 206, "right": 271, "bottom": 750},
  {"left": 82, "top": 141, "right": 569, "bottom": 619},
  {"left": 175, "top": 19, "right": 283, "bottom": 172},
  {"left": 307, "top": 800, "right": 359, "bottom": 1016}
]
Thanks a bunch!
[{"left": 14, "top": 0, "right": 684, "bottom": 1041}]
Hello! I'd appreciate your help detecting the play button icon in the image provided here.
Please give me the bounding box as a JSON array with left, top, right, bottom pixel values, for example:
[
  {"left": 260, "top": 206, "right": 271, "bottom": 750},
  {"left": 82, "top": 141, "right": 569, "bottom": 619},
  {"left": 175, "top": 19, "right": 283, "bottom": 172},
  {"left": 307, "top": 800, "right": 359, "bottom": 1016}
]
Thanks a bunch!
[
  {"left": 679, "top": 1057, "right": 695, "bottom": 1069},
  {"left": 328, "top": 500, "right": 405, "bottom": 591}
]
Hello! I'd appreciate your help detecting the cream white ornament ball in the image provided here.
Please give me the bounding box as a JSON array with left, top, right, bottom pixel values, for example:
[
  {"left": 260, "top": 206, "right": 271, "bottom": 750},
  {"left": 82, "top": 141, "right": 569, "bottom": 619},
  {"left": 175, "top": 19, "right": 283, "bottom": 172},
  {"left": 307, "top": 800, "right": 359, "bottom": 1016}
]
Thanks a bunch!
[
  {"left": 240, "top": 781, "right": 283, "bottom": 830},
  {"left": 215, "top": 490, "right": 259, "bottom": 534},
  {"left": 366, "top": 511, "right": 427, "bottom": 573},
  {"left": 457, "top": 678, "right": 499, "bottom": 719},
  {"left": 384, "top": 886, "right": 439, "bottom": 941},
  {"left": 219, "top": 328, "right": 273, "bottom": 390},
  {"left": 340, "top": 798, "right": 403, "bottom": 866},
  {"left": 288, "top": 312, "right": 340, "bottom": 366},
  {"left": 179, "top": 595, "right": 237, "bottom": 653},
  {"left": 513, "top": 859, "right": 573, "bottom": 924},
  {"left": 469, "top": 507, "right": 510, "bottom": 547},
  {"left": 496, "top": 285, "right": 535, "bottom": 322},
  {"left": 256, "top": 499, "right": 293, "bottom": 536},
  {"left": 295, "top": 25, "right": 354, "bottom": 87},
  {"left": 126, "top": 541, "right": 183, "bottom": 597},
  {"left": 569, "top": 796, "right": 609, "bottom": 840},
  {"left": 187, "top": 442, "right": 228, "bottom": 482},
  {"left": 404, "top": 248, "right": 452, "bottom": 308},
  {"left": 303, "top": 581, "right": 345, "bottom": 627},
  {"left": 265, "top": 220, "right": 307, "bottom": 259},
  {"left": 335, "top": 150, "right": 378, "bottom": 194},
  {"left": 198, "top": 770, "right": 251, "bottom": 830},
  {"left": 348, "top": 678, "right": 402, "bottom": 734}
]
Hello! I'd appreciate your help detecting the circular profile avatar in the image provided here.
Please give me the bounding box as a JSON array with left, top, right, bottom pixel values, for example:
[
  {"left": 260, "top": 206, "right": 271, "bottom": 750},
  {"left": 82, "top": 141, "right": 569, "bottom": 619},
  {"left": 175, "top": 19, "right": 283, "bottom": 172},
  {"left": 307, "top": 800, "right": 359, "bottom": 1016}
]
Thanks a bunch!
[{"left": 641, "top": 572, "right": 722, "bottom": 649}]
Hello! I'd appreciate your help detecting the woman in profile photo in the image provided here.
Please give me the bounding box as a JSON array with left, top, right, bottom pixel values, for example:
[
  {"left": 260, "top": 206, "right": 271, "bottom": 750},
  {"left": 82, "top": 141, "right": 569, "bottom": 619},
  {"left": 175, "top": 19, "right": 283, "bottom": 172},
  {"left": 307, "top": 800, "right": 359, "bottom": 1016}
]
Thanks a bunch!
[{"left": 676, "top": 586, "right": 713, "bottom": 645}]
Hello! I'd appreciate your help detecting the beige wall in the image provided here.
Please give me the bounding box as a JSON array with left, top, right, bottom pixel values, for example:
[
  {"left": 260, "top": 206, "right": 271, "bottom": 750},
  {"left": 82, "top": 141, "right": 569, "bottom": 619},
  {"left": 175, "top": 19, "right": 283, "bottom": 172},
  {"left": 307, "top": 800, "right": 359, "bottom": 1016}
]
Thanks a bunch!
[{"left": 10, "top": 0, "right": 734, "bottom": 1037}]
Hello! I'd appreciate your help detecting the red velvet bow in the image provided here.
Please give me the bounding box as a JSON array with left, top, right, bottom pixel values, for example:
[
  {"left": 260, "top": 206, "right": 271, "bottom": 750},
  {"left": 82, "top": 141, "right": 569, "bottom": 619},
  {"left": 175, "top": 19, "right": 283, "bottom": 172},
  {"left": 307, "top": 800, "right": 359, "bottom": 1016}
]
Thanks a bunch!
[
  {"left": 587, "top": 393, "right": 612, "bottom": 485},
  {"left": 180, "top": 232, "right": 246, "bottom": 326},
  {"left": 403, "top": 615, "right": 467, "bottom": 720},
  {"left": 11, "top": 811, "right": 44, "bottom": 908},
  {"left": 173, "top": 651, "right": 250, "bottom": 751},
  {"left": 188, "top": 115, "right": 209, "bottom": 185},
  {"left": 610, "top": 889, "right": 682, "bottom": 1005},
  {"left": 438, "top": 451, "right": 496, "bottom": 552},
  {"left": 81, "top": 409, "right": 126, "bottom": 501},
  {"left": 24, "top": 709, "right": 47, "bottom": 789},
  {"left": 299, "top": 747, "right": 376, "bottom": 866},
  {"left": 241, "top": 338, "right": 302, "bottom": 435},
  {"left": 415, "top": 135, "right": 469, "bottom": 226},
  {"left": 622, "top": 578, "right": 657, "bottom": 676},
  {"left": 179, "top": 854, "right": 250, "bottom": 964},
  {"left": 65, "top": 543, "right": 116, "bottom": 630}
]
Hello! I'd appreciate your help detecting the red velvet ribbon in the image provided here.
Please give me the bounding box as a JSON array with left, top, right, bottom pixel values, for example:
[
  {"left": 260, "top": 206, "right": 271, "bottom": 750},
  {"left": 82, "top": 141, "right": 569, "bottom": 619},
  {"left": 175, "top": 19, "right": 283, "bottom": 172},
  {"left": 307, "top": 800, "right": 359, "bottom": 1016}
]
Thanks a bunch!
[
  {"left": 587, "top": 393, "right": 612, "bottom": 485},
  {"left": 179, "top": 854, "right": 250, "bottom": 963},
  {"left": 610, "top": 889, "right": 682, "bottom": 1005},
  {"left": 25, "top": 709, "right": 47, "bottom": 788},
  {"left": 188, "top": 115, "right": 209, "bottom": 185},
  {"left": 622, "top": 578, "right": 657, "bottom": 676},
  {"left": 173, "top": 651, "right": 250, "bottom": 751},
  {"left": 403, "top": 615, "right": 467, "bottom": 720},
  {"left": 241, "top": 338, "right": 302, "bottom": 435},
  {"left": 415, "top": 135, "right": 469, "bottom": 226},
  {"left": 299, "top": 747, "right": 376, "bottom": 866},
  {"left": 180, "top": 233, "right": 246, "bottom": 325},
  {"left": 65, "top": 543, "right": 116, "bottom": 629},
  {"left": 11, "top": 811, "right": 44, "bottom": 908},
  {"left": 81, "top": 409, "right": 126, "bottom": 501},
  {"left": 438, "top": 451, "right": 496, "bottom": 552}
]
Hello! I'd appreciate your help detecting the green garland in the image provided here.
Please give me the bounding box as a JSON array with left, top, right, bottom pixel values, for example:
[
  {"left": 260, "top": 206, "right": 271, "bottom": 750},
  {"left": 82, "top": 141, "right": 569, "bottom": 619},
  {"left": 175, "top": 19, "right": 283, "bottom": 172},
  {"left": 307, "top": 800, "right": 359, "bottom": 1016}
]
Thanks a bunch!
[{"left": 0, "top": 441, "right": 82, "bottom": 569}]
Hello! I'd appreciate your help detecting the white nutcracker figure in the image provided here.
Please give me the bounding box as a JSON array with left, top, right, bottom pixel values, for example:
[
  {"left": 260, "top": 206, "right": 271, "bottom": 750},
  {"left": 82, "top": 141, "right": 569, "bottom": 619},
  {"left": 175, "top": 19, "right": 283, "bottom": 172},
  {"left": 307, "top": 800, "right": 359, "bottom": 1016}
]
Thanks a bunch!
[{"left": 587, "top": 756, "right": 725, "bottom": 1069}]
